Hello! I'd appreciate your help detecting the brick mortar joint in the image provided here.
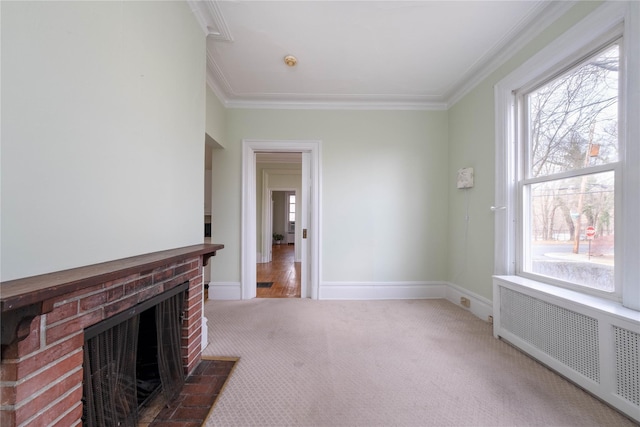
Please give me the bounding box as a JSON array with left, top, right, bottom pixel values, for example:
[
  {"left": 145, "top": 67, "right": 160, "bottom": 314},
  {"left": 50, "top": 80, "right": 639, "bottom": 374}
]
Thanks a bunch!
[
  {"left": 51, "top": 272, "right": 147, "bottom": 308},
  {"left": 44, "top": 400, "right": 83, "bottom": 427},
  {"left": 47, "top": 259, "right": 198, "bottom": 309},
  {"left": 42, "top": 330, "right": 83, "bottom": 351},
  {"left": 151, "top": 259, "right": 195, "bottom": 275},
  {"left": 12, "top": 365, "right": 83, "bottom": 411},
  {"left": 184, "top": 345, "right": 201, "bottom": 360},
  {"left": 0, "top": 330, "right": 83, "bottom": 371},
  {"left": 154, "top": 272, "right": 198, "bottom": 288},
  {"left": 183, "top": 326, "right": 202, "bottom": 340},
  {"left": 52, "top": 287, "right": 105, "bottom": 308},
  {"left": 3, "top": 348, "right": 83, "bottom": 389},
  {"left": 46, "top": 307, "right": 103, "bottom": 329},
  {"left": 17, "top": 383, "right": 82, "bottom": 427}
]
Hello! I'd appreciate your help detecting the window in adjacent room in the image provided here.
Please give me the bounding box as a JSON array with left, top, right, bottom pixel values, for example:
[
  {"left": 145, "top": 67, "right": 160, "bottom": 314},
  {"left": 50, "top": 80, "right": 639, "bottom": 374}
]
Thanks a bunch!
[
  {"left": 288, "top": 193, "right": 295, "bottom": 232},
  {"left": 517, "top": 42, "right": 619, "bottom": 294}
]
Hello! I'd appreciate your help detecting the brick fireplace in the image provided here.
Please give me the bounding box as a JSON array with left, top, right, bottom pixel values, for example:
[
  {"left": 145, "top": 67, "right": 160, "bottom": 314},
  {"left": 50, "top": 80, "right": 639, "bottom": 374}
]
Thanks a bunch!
[{"left": 0, "top": 244, "right": 222, "bottom": 427}]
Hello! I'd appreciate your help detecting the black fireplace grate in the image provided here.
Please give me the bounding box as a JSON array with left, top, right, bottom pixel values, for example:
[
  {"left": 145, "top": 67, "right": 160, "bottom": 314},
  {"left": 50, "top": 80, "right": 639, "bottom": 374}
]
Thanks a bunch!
[
  {"left": 83, "top": 317, "right": 140, "bottom": 427},
  {"left": 82, "top": 283, "right": 188, "bottom": 427}
]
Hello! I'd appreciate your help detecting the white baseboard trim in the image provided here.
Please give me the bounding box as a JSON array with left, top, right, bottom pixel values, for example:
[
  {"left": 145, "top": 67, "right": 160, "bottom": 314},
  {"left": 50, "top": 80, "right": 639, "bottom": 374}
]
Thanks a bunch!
[
  {"left": 444, "top": 282, "right": 493, "bottom": 323},
  {"left": 201, "top": 317, "right": 209, "bottom": 349},
  {"left": 319, "top": 281, "right": 447, "bottom": 300},
  {"left": 208, "top": 282, "right": 242, "bottom": 300},
  {"left": 207, "top": 280, "right": 494, "bottom": 323},
  {"left": 256, "top": 252, "right": 269, "bottom": 264}
]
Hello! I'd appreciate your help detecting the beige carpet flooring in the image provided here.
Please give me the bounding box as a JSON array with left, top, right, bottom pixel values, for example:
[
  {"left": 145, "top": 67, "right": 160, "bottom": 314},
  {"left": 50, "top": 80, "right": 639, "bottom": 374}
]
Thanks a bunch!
[{"left": 202, "top": 298, "right": 636, "bottom": 426}]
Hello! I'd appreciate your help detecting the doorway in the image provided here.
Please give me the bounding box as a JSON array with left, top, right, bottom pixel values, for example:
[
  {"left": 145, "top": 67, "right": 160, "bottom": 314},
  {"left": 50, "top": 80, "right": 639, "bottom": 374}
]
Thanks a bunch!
[
  {"left": 258, "top": 189, "right": 300, "bottom": 298},
  {"left": 257, "top": 243, "right": 301, "bottom": 297},
  {"left": 241, "top": 139, "right": 321, "bottom": 300}
]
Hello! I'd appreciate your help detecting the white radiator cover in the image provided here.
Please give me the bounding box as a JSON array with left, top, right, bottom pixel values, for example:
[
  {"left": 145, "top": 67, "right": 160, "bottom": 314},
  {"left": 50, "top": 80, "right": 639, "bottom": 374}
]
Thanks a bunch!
[{"left": 493, "top": 276, "right": 639, "bottom": 422}]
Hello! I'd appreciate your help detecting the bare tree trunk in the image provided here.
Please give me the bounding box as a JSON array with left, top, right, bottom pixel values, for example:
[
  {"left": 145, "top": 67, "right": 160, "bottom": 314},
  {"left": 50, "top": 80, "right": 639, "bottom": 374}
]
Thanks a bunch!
[
  {"left": 573, "top": 175, "right": 588, "bottom": 254},
  {"left": 573, "top": 124, "right": 596, "bottom": 254},
  {"left": 549, "top": 206, "right": 558, "bottom": 240},
  {"left": 560, "top": 204, "right": 575, "bottom": 240}
]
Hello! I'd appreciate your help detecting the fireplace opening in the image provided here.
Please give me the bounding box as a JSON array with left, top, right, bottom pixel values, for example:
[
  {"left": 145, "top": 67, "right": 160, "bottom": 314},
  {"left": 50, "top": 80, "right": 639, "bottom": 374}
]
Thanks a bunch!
[
  {"left": 82, "top": 283, "right": 188, "bottom": 427},
  {"left": 136, "top": 306, "right": 162, "bottom": 407}
]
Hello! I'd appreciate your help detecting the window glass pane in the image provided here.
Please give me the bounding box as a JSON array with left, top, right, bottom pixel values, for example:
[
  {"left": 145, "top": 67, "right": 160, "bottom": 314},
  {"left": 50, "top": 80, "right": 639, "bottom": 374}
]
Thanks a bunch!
[
  {"left": 289, "top": 213, "right": 295, "bottom": 222},
  {"left": 525, "top": 171, "right": 614, "bottom": 292},
  {"left": 527, "top": 44, "right": 618, "bottom": 178},
  {"left": 289, "top": 204, "right": 295, "bottom": 214},
  {"left": 290, "top": 195, "right": 295, "bottom": 203}
]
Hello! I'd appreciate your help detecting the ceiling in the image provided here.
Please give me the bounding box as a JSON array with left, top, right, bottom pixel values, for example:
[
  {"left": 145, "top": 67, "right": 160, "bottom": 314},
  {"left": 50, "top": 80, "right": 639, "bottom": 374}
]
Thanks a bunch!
[{"left": 189, "top": 1, "right": 572, "bottom": 110}]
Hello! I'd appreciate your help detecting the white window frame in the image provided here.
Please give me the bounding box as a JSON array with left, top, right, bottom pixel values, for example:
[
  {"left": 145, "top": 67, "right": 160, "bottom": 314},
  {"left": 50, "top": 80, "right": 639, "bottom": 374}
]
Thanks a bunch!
[
  {"left": 494, "top": 1, "right": 639, "bottom": 310},
  {"left": 518, "top": 38, "right": 621, "bottom": 297},
  {"left": 287, "top": 192, "right": 296, "bottom": 232}
]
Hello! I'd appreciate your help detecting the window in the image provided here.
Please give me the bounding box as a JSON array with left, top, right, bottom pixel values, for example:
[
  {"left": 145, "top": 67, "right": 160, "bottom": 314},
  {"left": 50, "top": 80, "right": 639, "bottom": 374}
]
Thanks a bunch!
[
  {"left": 494, "top": 2, "right": 639, "bottom": 309},
  {"left": 518, "top": 42, "right": 619, "bottom": 294},
  {"left": 288, "top": 193, "right": 295, "bottom": 232}
]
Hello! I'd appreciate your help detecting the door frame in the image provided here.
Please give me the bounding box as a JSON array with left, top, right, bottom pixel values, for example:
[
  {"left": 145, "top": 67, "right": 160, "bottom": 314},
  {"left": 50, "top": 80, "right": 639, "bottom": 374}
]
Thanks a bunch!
[
  {"left": 261, "top": 177, "right": 301, "bottom": 263},
  {"left": 241, "top": 139, "right": 321, "bottom": 299}
]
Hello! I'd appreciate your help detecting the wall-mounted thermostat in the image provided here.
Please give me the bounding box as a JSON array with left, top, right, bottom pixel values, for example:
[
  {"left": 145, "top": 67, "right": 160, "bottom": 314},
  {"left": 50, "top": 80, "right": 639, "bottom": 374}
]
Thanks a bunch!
[{"left": 457, "top": 167, "right": 474, "bottom": 189}]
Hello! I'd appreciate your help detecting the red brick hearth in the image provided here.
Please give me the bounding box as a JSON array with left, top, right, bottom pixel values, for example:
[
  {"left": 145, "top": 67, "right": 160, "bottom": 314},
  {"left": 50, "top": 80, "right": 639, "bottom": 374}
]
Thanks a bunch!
[{"left": 0, "top": 244, "right": 222, "bottom": 427}]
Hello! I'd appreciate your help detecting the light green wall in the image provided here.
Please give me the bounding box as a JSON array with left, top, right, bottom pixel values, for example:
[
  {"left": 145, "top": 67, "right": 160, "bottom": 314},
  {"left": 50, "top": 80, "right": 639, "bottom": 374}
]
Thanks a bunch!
[
  {"left": 272, "top": 192, "right": 287, "bottom": 237},
  {"left": 1, "top": 1, "right": 206, "bottom": 280},
  {"left": 205, "top": 1, "right": 603, "bottom": 300},
  {"left": 209, "top": 109, "right": 449, "bottom": 284},
  {"left": 206, "top": 86, "right": 227, "bottom": 146},
  {"left": 446, "top": 1, "right": 603, "bottom": 300}
]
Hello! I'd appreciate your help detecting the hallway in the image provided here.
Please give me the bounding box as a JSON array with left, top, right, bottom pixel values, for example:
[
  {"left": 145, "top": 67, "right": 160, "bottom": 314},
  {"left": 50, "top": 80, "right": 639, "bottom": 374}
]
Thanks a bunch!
[{"left": 256, "top": 244, "right": 301, "bottom": 298}]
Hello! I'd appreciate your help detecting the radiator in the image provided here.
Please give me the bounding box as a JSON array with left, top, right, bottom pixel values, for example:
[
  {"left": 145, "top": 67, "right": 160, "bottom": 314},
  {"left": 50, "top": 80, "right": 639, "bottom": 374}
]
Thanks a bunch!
[{"left": 493, "top": 276, "right": 639, "bottom": 422}]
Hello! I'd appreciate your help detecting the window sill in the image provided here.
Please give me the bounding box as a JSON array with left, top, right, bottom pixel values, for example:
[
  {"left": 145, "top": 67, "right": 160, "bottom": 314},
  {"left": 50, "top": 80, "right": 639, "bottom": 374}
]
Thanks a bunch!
[{"left": 493, "top": 275, "right": 640, "bottom": 324}]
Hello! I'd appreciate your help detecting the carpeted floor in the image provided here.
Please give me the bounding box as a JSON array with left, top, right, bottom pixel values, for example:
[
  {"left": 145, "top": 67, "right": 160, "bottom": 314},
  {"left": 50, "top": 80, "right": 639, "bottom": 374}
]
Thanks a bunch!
[{"left": 202, "top": 298, "right": 636, "bottom": 426}]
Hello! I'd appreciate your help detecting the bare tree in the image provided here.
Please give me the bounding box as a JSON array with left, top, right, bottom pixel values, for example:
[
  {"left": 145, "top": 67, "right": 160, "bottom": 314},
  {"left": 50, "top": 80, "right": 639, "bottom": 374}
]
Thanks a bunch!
[{"left": 527, "top": 45, "right": 618, "bottom": 254}]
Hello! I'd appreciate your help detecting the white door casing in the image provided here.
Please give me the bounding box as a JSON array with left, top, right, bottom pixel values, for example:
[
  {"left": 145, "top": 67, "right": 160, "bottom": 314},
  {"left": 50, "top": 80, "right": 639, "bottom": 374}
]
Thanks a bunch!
[
  {"left": 261, "top": 172, "right": 300, "bottom": 263},
  {"left": 301, "top": 152, "right": 311, "bottom": 299},
  {"left": 242, "top": 139, "right": 321, "bottom": 300}
]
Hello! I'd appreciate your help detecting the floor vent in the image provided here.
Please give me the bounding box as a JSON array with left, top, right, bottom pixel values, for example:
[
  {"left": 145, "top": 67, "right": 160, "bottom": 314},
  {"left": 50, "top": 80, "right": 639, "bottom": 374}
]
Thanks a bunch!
[{"left": 493, "top": 277, "right": 639, "bottom": 423}]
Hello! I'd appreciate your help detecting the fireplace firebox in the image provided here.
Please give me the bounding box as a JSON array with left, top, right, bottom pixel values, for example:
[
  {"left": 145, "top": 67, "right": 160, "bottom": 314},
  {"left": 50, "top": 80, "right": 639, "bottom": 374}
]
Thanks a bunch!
[{"left": 82, "top": 283, "right": 188, "bottom": 427}]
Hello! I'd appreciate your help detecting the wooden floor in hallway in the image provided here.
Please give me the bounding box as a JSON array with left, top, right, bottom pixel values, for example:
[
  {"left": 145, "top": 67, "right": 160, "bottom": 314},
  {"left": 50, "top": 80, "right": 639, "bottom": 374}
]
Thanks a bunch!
[{"left": 257, "top": 244, "right": 301, "bottom": 298}]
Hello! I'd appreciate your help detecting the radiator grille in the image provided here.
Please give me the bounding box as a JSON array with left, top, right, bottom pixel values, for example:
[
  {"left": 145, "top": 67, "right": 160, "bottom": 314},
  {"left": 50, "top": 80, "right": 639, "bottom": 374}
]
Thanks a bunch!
[
  {"left": 614, "top": 326, "right": 640, "bottom": 406},
  {"left": 500, "top": 287, "right": 600, "bottom": 383}
]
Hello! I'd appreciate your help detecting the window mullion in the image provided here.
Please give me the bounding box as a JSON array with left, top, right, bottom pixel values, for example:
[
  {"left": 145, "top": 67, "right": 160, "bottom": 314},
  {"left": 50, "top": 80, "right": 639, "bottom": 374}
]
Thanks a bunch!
[{"left": 522, "top": 163, "right": 619, "bottom": 186}]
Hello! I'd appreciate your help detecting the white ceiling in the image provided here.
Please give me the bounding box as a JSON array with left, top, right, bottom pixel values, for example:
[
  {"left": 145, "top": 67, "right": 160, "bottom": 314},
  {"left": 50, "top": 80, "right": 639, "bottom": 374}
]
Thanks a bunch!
[{"left": 189, "top": 1, "right": 572, "bottom": 110}]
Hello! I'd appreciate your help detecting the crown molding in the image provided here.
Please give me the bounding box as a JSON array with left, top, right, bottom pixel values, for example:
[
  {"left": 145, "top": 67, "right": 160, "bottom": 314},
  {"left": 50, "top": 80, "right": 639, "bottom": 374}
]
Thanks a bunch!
[
  {"left": 204, "top": 0, "right": 233, "bottom": 41},
  {"left": 206, "top": 51, "right": 234, "bottom": 98},
  {"left": 222, "top": 91, "right": 448, "bottom": 111},
  {"left": 187, "top": 0, "right": 233, "bottom": 41},
  {"left": 200, "top": 0, "right": 578, "bottom": 111},
  {"left": 224, "top": 98, "right": 448, "bottom": 111},
  {"left": 445, "top": 0, "right": 577, "bottom": 108}
]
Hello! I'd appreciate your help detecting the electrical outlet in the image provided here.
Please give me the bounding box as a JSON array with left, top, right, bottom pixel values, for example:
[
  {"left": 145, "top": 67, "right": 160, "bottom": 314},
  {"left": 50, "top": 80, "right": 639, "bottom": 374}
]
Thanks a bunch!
[
  {"left": 488, "top": 315, "right": 494, "bottom": 325},
  {"left": 460, "top": 297, "right": 470, "bottom": 308}
]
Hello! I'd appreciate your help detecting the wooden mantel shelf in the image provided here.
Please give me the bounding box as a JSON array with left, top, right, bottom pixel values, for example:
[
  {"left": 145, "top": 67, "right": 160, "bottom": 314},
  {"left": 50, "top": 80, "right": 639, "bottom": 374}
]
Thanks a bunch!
[
  {"left": 0, "top": 243, "right": 223, "bottom": 313},
  {"left": 0, "top": 243, "right": 224, "bottom": 347},
  {"left": 0, "top": 244, "right": 223, "bottom": 347}
]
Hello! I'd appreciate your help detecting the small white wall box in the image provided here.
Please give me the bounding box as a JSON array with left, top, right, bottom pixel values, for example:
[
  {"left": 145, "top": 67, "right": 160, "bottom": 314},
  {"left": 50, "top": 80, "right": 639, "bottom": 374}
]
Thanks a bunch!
[{"left": 457, "top": 167, "right": 474, "bottom": 189}]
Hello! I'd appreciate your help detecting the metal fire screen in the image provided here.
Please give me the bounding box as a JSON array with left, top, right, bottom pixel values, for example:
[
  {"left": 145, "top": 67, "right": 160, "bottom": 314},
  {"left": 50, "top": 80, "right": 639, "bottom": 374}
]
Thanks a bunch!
[{"left": 82, "top": 283, "right": 188, "bottom": 427}]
